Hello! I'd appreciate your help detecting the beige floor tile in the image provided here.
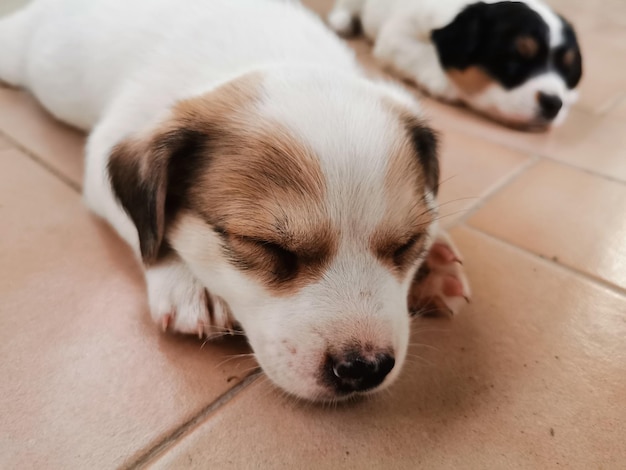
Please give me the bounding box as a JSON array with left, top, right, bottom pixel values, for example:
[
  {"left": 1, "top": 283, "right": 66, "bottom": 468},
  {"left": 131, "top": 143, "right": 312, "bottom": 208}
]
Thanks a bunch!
[
  {"left": 607, "top": 94, "right": 626, "bottom": 119},
  {"left": 437, "top": 130, "right": 530, "bottom": 227},
  {"left": 0, "top": 86, "right": 85, "bottom": 188},
  {"left": 0, "top": 133, "right": 12, "bottom": 149},
  {"left": 539, "top": 111, "right": 626, "bottom": 183},
  {"left": 469, "top": 160, "right": 626, "bottom": 290},
  {"left": 574, "top": 34, "right": 626, "bottom": 114},
  {"left": 0, "top": 149, "right": 255, "bottom": 469},
  {"left": 151, "top": 226, "right": 626, "bottom": 470}
]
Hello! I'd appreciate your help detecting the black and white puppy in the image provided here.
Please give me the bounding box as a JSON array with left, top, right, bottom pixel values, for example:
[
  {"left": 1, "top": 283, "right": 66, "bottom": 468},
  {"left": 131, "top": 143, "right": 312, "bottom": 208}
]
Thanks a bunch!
[{"left": 329, "top": 0, "right": 583, "bottom": 130}]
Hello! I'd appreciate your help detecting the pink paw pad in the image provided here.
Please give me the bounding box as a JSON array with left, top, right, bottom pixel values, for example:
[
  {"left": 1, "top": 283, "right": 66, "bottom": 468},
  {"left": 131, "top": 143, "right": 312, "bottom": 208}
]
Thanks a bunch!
[{"left": 408, "top": 232, "right": 471, "bottom": 317}]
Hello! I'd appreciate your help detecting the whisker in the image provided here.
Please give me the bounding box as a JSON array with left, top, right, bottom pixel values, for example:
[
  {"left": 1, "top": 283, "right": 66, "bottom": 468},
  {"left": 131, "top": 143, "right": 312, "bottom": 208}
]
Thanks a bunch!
[
  {"left": 408, "top": 343, "right": 441, "bottom": 352},
  {"left": 213, "top": 353, "right": 256, "bottom": 369}
]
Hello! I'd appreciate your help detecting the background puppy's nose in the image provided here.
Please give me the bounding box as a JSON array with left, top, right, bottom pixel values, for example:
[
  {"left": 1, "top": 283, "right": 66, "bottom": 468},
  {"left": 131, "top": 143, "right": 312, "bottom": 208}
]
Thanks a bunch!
[
  {"left": 329, "top": 352, "right": 395, "bottom": 392},
  {"left": 538, "top": 92, "right": 563, "bottom": 120}
]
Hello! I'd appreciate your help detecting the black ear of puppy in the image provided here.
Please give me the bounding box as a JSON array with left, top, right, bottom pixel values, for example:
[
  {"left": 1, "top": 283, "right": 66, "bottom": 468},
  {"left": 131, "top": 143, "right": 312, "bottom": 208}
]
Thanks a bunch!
[
  {"left": 107, "top": 127, "right": 206, "bottom": 264},
  {"left": 407, "top": 120, "right": 440, "bottom": 196},
  {"left": 431, "top": 2, "right": 488, "bottom": 70}
]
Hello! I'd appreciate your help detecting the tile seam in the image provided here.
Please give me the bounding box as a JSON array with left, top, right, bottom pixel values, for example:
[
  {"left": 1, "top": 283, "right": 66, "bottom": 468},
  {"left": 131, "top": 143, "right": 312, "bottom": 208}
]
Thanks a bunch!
[
  {"left": 0, "top": 129, "right": 81, "bottom": 192},
  {"left": 124, "top": 370, "right": 261, "bottom": 470},
  {"left": 459, "top": 224, "right": 626, "bottom": 297}
]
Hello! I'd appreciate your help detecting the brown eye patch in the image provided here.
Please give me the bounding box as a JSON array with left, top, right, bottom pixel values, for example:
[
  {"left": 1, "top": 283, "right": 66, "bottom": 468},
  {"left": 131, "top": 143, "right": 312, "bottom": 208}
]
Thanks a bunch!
[
  {"left": 561, "top": 48, "right": 576, "bottom": 67},
  {"left": 515, "top": 35, "right": 539, "bottom": 59},
  {"left": 217, "top": 225, "right": 337, "bottom": 295},
  {"left": 159, "top": 80, "right": 341, "bottom": 296},
  {"left": 374, "top": 233, "right": 427, "bottom": 277},
  {"left": 392, "top": 234, "right": 423, "bottom": 265},
  {"left": 227, "top": 235, "right": 300, "bottom": 283}
]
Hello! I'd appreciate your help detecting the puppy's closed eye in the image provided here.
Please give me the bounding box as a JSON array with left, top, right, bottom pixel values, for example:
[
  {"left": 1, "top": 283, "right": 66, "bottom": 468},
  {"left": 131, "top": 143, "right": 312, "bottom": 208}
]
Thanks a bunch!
[
  {"left": 392, "top": 235, "right": 422, "bottom": 264},
  {"left": 248, "top": 238, "right": 300, "bottom": 279},
  {"left": 225, "top": 234, "right": 300, "bottom": 281},
  {"left": 375, "top": 233, "right": 425, "bottom": 272}
]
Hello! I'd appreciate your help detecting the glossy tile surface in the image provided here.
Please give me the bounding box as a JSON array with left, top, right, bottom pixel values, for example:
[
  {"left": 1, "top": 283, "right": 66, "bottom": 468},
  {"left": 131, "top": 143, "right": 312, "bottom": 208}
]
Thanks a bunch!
[
  {"left": 0, "top": 87, "right": 85, "bottom": 188},
  {"left": 437, "top": 130, "right": 530, "bottom": 226},
  {"left": 2, "top": 0, "right": 626, "bottom": 468},
  {"left": 469, "top": 160, "right": 626, "bottom": 290}
]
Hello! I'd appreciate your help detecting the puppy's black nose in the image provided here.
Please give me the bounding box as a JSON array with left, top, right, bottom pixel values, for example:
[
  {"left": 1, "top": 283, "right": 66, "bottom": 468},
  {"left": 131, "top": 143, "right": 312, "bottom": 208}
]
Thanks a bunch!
[
  {"left": 538, "top": 92, "right": 563, "bottom": 120},
  {"left": 328, "top": 352, "right": 395, "bottom": 393}
]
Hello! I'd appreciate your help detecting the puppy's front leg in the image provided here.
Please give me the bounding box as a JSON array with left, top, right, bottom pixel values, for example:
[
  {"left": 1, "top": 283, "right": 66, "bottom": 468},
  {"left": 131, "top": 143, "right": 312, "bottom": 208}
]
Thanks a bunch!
[
  {"left": 146, "top": 257, "right": 235, "bottom": 338},
  {"left": 408, "top": 230, "right": 471, "bottom": 316}
]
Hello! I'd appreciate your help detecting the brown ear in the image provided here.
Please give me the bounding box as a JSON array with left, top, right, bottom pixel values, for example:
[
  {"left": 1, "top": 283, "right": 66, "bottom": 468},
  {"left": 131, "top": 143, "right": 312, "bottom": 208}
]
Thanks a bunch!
[{"left": 107, "top": 127, "right": 206, "bottom": 263}]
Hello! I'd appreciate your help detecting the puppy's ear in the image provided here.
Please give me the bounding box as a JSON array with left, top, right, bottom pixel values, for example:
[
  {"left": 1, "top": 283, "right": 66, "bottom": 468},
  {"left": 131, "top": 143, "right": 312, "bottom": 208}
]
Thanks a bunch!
[
  {"left": 107, "top": 126, "right": 206, "bottom": 263},
  {"left": 406, "top": 119, "right": 440, "bottom": 196},
  {"left": 431, "top": 2, "right": 487, "bottom": 70}
]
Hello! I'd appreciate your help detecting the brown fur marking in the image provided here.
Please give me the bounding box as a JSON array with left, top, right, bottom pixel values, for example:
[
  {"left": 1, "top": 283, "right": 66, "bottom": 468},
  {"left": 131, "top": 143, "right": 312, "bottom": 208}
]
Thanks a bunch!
[
  {"left": 110, "top": 72, "right": 337, "bottom": 294},
  {"left": 369, "top": 105, "right": 437, "bottom": 278},
  {"left": 447, "top": 66, "right": 494, "bottom": 95},
  {"left": 515, "top": 35, "right": 539, "bottom": 59},
  {"left": 562, "top": 48, "right": 576, "bottom": 67}
]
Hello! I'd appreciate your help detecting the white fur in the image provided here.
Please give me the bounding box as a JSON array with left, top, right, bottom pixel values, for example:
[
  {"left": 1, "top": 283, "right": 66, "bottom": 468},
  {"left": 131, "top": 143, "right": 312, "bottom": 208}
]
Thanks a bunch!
[
  {"left": 329, "top": 0, "right": 577, "bottom": 127},
  {"left": 0, "top": 0, "right": 438, "bottom": 400}
]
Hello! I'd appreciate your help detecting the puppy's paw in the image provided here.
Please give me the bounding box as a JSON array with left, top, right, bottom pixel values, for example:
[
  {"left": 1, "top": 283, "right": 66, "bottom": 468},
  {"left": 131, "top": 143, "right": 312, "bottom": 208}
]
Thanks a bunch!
[
  {"left": 145, "top": 260, "right": 236, "bottom": 339},
  {"left": 408, "top": 231, "right": 471, "bottom": 316},
  {"left": 327, "top": 9, "right": 360, "bottom": 37}
]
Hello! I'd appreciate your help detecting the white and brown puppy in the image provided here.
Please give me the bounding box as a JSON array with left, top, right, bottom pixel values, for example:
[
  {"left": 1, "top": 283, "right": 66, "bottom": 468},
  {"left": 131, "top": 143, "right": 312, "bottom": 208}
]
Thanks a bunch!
[
  {"left": 329, "top": 0, "right": 583, "bottom": 130},
  {"left": 0, "top": 0, "right": 469, "bottom": 401}
]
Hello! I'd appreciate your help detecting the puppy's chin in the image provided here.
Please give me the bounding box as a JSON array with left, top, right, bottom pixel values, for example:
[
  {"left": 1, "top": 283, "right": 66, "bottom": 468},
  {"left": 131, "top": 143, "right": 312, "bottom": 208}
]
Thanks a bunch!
[
  {"left": 465, "top": 102, "right": 566, "bottom": 133},
  {"left": 487, "top": 112, "right": 566, "bottom": 133},
  {"left": 493, "top": 115, "right": 553, "bottom": 133}
]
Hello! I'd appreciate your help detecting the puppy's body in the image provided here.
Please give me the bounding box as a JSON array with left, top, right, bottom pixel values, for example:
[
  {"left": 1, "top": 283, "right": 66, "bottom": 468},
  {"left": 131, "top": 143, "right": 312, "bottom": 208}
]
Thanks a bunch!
[
  {"left": 329, "top": 0, "right": 582, "bottom": 129},
  {"left": 0, "top": 0, "right": 470, "bottom": 401}
]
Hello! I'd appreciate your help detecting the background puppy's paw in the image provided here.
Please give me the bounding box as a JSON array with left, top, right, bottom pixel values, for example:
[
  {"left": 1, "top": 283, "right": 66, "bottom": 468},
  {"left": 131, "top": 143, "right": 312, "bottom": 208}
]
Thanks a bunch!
[
  {"left": 327, "top": 8, "right": 360, "bottom": 37},
  {"left": 146, "top": 260, "right": 235, "bottom": 339},
  {"left": 408, "top": 232, "right": 471, "bottom": 316}
]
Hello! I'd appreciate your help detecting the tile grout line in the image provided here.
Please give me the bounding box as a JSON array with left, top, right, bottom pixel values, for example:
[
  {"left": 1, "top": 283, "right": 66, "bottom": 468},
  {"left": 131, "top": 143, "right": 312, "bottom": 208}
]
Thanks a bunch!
[
  {"left": 451, "top": 153, "right": 541, "bottom": 226},
  {"left": 540, "top": 151, "right": 626, "bottom": 187},
  {"left": 438, "top": 121, "right": 626, "bottom": 188},
  {"left": 0, "top": 129, "right": 82, "bottom": 192},
  {"left": 124, "top": 371, "right": 261, "bottom": 470},
  {"left": 460, "top": 223, "right": 626, "bottom": 298}
]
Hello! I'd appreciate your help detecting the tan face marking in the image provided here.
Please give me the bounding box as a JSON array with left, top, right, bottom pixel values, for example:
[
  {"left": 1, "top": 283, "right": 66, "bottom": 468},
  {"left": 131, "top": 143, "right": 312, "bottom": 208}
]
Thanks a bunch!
[
  {"left": 172, "top": 77, "right": 338, "bottom": 295},
  {"left": 369, "top": 107, "right": 438, "bottom": 279},
  {"left": 447, "top": 66, "right": 495, "bottom": 95},
  {"left": 562, "top": 48, "right": 576, "bottom": 67},
  {"left": 515, "top": 35, "right": 539, "bottom": 59}
]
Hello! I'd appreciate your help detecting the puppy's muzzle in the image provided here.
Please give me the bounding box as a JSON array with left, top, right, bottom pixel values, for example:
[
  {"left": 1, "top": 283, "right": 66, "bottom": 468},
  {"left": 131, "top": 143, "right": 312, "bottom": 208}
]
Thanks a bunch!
[{"left": 324, "top": 349, "right": 395, "bottom": 394}]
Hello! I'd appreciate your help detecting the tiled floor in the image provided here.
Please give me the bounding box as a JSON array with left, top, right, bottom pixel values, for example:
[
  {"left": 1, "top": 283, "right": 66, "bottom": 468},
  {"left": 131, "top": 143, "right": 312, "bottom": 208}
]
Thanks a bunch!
[{"left": 1, "top": 1, "right": 625, "bottom": 469}]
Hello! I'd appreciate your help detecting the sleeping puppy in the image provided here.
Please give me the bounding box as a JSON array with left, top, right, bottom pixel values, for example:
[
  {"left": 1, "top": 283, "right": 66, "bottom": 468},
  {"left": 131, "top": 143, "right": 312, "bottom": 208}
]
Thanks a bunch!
[
  {"left": 329, "top": 0, "right": 583, "bottom": 130},
  {"left": 0, "top": 0, "right": 470, "bottom": 401}
]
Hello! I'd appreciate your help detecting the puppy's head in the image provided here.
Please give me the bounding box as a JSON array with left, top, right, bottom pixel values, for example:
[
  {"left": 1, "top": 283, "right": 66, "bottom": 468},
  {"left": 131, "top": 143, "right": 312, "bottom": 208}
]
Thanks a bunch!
[
  {"left": 431, "top": 1, "right": 582, "bottom": 129},
  {"left": 108, "top": 69, "right": 439, "bottom": 401}
]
